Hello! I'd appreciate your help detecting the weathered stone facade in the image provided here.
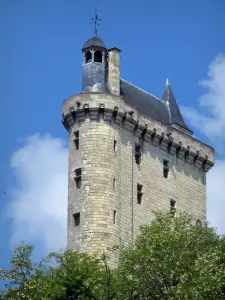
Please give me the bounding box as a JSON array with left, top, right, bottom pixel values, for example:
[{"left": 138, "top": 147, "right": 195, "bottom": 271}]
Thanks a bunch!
[{"left": 62, "top": 34, "right": 214, "bottom": 259}]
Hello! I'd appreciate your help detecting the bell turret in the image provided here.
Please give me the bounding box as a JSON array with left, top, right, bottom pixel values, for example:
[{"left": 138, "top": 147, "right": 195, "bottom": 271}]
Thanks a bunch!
[{"left": 82, "top": 35, "right": 109, "bottom": 93}]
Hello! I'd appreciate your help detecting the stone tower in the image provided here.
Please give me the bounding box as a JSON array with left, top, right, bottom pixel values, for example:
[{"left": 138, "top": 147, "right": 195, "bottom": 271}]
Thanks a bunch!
[{"left": 62, "top": 32, "right": 214, "bottom": 257}]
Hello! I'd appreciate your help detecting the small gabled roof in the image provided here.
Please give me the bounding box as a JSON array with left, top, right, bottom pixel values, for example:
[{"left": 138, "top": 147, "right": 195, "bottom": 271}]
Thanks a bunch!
[{"left": 120, "top": 78, "right": 191, "bottom": 132}]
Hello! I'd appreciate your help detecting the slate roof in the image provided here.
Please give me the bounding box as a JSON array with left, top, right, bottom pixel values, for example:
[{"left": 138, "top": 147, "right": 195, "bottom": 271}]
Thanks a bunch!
[
  {"left": 83, "top": 36, "right": 106, "bottom": 50},
  {"left": 162, "top": 82, "right": 189, "bottom": 130},
  {"left": 120, "top": 78, "right": 191, "bottom": 132}
]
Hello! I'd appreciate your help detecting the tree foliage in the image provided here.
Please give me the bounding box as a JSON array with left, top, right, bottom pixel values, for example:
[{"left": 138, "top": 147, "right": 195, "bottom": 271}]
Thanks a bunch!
[
  {"left": 1, "top": 213, "right": 225, "bottom": 299},
  {"left": 115, "top": 213, "right": 225, "bottom": 299},
  {"left": 0, "top": 242, "right": 52, "bottom": 299}
]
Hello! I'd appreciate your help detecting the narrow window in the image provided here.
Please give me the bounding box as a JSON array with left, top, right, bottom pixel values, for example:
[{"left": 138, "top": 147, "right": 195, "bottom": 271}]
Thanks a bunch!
[
  {"left": 114, "top": 140, "right": 117, "bottom": 152},
  {"left": 170, "top": 199, "right": 176, "bottom": 216},
  {"left": 85, "top": 51, "right": 92, "bottom": 63},
  {"left": 135, "top": 145, "right": 141, "bottom": 165},
  {"left": 73, "top": 213, "right": 80, "bottom": 227},
  {"left": 113, "top": 178, "right": 116, "bottom": 191},
  {"left": 196, "top": 219, "right": 202, "bottom": 227},
  {"left": 137, "top": 184, "right": 143, "bottom": 204},
  {"left": 75, "top": 168, "right": 82, "bottom": 190},
  {"left": 94, "top": 50, "right": 102, "bottom": 62},
  {"left": 74, "top": 131, "right": 79, "bottom": 150},
  {"left": 113, "top": 210, "right": 116, "bottom": 224},
  {"left": 163, "top": 160, "right": 169, "bottom": 178}
]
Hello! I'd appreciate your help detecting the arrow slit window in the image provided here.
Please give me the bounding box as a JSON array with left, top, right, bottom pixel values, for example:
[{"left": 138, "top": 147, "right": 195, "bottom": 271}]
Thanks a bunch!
[
  {"left": 74, "top": 131, "right": 79, "bottom": 150},
  {"left": 163, "top": 160, "right": 169, "bottom": 178}
]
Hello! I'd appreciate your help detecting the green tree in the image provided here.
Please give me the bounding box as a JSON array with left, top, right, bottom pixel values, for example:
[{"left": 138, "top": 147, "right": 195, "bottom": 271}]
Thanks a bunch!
[
  {"left": 0, "top": 241, "right": 52, "bottom": 299},
  {"left": 0, "top": 243, "right": 114, "bottom": 300},
  {"left": 115, "top": 213, "right": 225, "bottom": 300},
  {"left": 48, "top": 250, "right": 105, "bottom": 299},
  {"left": 1, "top": 213, "right": 225, "bottom": 300}
]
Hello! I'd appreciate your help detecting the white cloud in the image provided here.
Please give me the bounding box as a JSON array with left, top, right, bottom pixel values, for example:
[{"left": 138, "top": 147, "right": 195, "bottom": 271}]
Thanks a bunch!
[
  {"left": 182, "top": 53, "right": 225, "bottom": 146},
  {"left": 207, "top": 160, "right": 225, "bottom": 235},
  {"left": 182, "top": 53, "right": 225, "bottom": 234},
  {"left": 7, "top": 134, "right": 68, "bottom": 254}
]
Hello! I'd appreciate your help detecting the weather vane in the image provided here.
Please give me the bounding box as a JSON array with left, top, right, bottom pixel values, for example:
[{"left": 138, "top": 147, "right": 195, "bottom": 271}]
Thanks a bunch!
[{"left": 91, "top": 9, "right": 101, "bottom": 36}]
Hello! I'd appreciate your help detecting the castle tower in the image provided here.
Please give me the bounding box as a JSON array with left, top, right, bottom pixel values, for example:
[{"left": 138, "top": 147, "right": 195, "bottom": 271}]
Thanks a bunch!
[{"left": 62, "top": 29, "right": 214, "bottom": 258}]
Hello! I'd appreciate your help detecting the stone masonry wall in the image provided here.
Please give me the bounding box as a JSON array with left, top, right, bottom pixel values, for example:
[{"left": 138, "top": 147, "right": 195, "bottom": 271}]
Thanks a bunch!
[
  {"left": 63, "top": 92, "right": 214, "bottom": 259},
  {"left": 68, "top": 121, "right": 120, "bottom": 258}
]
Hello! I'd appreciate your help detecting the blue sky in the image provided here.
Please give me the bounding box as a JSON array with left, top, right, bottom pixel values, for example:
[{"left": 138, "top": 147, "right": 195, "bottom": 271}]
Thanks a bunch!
[{"left": 0, "top": 0, "right": 225, "bottom": 286}]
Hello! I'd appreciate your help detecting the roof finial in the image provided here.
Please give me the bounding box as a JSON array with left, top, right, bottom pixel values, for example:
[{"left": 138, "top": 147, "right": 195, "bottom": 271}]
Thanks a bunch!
[
  {"left": 91, "top": 9, "right": 101, "bottom": 36},
  {"left": 166, "top": 78, "right": 169, "bottom": 86}
]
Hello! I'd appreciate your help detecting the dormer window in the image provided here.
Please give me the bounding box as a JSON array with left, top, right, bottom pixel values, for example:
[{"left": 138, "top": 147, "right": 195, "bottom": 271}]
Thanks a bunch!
[
  {"left": 94, "top": 50, "right": 102, "bottom": 63},
  {"left": 85, "top": 51, "right": 92, "bottom": 64}
]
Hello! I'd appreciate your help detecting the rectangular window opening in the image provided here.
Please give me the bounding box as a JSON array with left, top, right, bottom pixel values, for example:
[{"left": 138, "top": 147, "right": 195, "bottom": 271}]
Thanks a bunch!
[
  {"left": 163, "top": 160, "right": 169, "bottom": 178},
  {"left": 75, "top": 168, "right": 82, "bottom": 190},
  {"left": 135, "top": 145, "right": 141, "bottom": 165},
  {"left": 113, "top": 210, "right": 116, "bottom": 224},
  {"left": 137, "top": 184, "right": 143, "bottom": 204},
  {"left": 170, "top": 199, "right": 176, "bottom": 207},
  {"left": 74, "top": 131, "right": 79, "bottom": 150},
  {"left": 73, "top": 213, "right": 80, "bottom": 227}
]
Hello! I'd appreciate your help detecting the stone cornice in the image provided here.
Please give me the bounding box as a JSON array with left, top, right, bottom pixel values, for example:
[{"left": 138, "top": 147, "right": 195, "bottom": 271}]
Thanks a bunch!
[{"left": 62, "top": 103, "right": 214, "bottom": 172}]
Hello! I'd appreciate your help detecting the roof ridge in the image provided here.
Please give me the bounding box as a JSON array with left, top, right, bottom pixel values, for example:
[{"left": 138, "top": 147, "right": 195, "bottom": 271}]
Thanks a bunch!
[
  {"left": 166, "top": 100, "right": 172, "bottom": 124},
  {"left": 120, "top": 78, "right": 165, "bottom": 103}
]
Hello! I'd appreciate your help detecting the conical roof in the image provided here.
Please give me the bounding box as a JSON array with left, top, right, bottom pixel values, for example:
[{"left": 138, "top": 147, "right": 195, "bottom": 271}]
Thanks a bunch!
[{"left": 162, "top": 79, "right": 191, "bottom": 131}]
